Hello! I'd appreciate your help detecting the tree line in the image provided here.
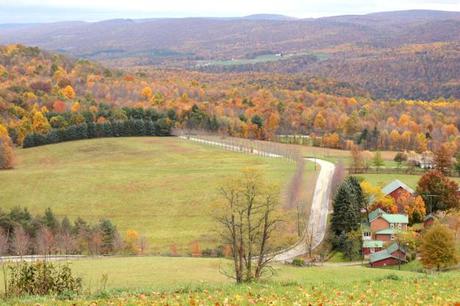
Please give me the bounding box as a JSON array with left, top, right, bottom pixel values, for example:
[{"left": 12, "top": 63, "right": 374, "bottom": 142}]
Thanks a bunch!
[
  {"left": 0, "top": 207, "right": 147, "bottom": 257},
  {"left": 22, "top": 118, "right": 174, "bottom": 148}
]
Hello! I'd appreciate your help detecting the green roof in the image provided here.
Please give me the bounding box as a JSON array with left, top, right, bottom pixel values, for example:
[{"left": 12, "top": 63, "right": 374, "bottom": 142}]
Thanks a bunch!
[
  {"left": 386, "top": 242, "right": 401, "bottom": 254},
  {"left": 369, "top": 249, "right": 392, "bottom": 263},
  {"left": 369, "top": 243, "right": 407, "bottom": 263},
  {"left": 363, "top": 240, "right": 384, "bottom": 248},
  {"left": 376, "top": 228, "right": 396, "bottom": 235},
  {"left": 369, "top": 208, "right": 385, "bottom": 222},
  {"left": 381, "top": 214, "right": 408, "bottom": 224}
]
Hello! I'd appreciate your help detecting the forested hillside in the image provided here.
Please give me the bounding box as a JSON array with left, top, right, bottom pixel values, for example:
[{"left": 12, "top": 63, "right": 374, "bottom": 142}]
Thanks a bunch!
[
  {"left": 0, "top": 44, "right": 459, "bottom": 152},
  {"left": 1, "top": 10, "right": 459, "bottom": 99}
]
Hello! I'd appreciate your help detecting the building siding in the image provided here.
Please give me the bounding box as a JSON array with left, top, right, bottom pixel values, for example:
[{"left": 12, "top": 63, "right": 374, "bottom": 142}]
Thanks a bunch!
[
  {"left": 370, "top": 217, "right": 390, "bottom": 233},
  {"left": 370, "top": 257, "right": 402, "bottom": 267}
]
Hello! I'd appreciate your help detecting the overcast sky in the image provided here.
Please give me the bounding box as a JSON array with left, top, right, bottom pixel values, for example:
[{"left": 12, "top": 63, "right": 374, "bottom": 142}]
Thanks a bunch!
[{"left": 1, "top": 0, "right": 459, "bottom": 23}]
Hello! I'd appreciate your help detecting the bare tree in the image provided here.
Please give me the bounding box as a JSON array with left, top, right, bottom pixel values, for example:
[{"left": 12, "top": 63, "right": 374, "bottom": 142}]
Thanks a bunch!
[
  {"left": 36, "top": 226, "right": 55, "bottom": 257},
  {"left": 13, "top": 226, "right": 30, "bottom": 258},
  {"left": 350, "top": 144, "right": 364, "bottom": 173},
  {"left": 217, "top": 169, "right": 282, "bottom": 283},
  {"left": 0, "top": 229, "right": 9, "bottom": 257},
  {"left": 56, "top": 231, "right": 76, "bottom": 255},
  {"left": 88, "top": 231, "right": 103, "bottom": 255},
  {"left": 304, "top": 228, "right": 315, "bottom": 260},
  {"left": 139, "top": 235, "right": 149, "bottom": 255},
  {"left": 112, "top": 231, "right": 125, "bottom": 254}
]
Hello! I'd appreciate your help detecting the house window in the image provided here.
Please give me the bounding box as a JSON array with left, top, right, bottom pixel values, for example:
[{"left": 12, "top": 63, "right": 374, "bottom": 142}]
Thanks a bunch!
[
  {"left": 398, "top": 223, "right": 402, "bottom": 230},
  {"left": 390, "top": 223, "right": 395, "bottom": 229},
  {"left": 370, "top": 248, "right": 375, "bottom": 253},
  {"left": 391, "top": 234, "right": 395, "bottom": 240}
]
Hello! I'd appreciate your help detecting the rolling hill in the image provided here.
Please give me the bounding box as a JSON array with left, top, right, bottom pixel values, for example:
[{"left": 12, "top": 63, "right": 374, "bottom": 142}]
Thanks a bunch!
[
  {"left": 1, "top": 10, "right": 459, "bottom": 99},
  {"left": 0, "top": 137, "right": 315, "bottom": 254}
]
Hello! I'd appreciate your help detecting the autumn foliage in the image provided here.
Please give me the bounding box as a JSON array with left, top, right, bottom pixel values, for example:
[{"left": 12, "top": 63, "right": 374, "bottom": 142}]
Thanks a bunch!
[
  {"left": 0, "top": 45, "right": 458, "bottom": 151},
  {"left": 0, "top": 124, "right": 15, "bottom": 169}
]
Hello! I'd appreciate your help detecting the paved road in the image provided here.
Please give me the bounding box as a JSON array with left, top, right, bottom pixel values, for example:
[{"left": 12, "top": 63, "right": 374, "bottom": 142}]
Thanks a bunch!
[
  {"left": 180, "top": 136, "right": 335, "bottom": 262},
  {"left": 273, "top": 158, "right": 335, "bottom": 262}
]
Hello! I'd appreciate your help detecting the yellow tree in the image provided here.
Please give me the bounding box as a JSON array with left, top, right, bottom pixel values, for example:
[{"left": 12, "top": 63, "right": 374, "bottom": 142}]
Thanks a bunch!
[
  {"left": 141, "top": 86, "right": 153, "bottom": 100},
  {"left": 61, "top": 85, "right": 76, "bottom": 100},
  {"left": 415, "top": 133, "right": 428, "bottom": 153},
  {"left": 32, "top": 111, "right": 51, "bottom": 134},
  {"left": 389, "top": 130, "right": 401, "bottom": 150},
  {"left": 125, "top": 229, "right": 140, "bottom": 254},
  {"left": 71, "top": 102, "right": 81, "bottom": 113},
  {"left": 0, "top": 124, "right": 15, "bottom": 169},
  {"left": 313, "top": 113, "right": 326, "bottom": 130},
  {"left": 420, "top": 223, "right": 458, "bottom": 271}
]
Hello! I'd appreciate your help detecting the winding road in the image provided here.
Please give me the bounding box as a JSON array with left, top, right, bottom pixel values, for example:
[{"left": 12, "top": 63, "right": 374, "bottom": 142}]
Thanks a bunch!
[
  {"left": 273, "top": 158, "right": 335, "bottom": 262},
  {"left": 181, "top": 136, "right": 335, "bottom": 262}
]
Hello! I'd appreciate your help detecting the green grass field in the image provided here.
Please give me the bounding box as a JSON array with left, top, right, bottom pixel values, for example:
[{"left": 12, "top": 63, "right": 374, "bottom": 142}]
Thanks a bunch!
[
  {"left": 0, "top": 137, "right": 311, "bottom": 253},
  {"left": 358, "top": 173, "right": 460, "bottom": 189},
  {"left": 1, "top": 256, "right": 459, "bottom": 305}
]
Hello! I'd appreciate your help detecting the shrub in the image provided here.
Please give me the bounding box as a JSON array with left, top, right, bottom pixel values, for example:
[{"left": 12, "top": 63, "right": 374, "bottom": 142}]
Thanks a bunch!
[
  {"left": 292, "top": 258, "right": 305, "bottom": 267},
  {"left": 6, "top": 261, "right": 82, "bottom": 297}
]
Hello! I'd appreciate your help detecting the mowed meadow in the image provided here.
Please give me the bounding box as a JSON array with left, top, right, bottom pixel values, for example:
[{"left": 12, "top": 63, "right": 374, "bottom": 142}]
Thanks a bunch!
[{"left": 0, "top": 137, "right": 314, "bottom": 253}]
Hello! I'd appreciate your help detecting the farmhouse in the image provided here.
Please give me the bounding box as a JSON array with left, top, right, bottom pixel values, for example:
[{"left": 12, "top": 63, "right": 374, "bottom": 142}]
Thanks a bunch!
[
  {"left": 369, "top": 243, "right": 407, "bottom": 267},
  {"left": 381, "top": 179, "right": 415, "bottom": 202},
  {"left": 407, "top": 151, "right": 434, "bottom": 169},
  {"left": 362, "top": 208, "right": 409, "bottom": 264},
  {"left": 368, "top": 208, "right": 409, "bottom": 241}
]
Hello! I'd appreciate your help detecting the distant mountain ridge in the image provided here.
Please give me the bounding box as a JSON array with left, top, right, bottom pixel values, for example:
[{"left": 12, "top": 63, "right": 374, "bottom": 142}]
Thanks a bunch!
[
  {"left": 1, "top": 10, "right": 459, "bottom": 99},
  {"left": 1, "top": 9, "right": 458, "bottom": 58}
]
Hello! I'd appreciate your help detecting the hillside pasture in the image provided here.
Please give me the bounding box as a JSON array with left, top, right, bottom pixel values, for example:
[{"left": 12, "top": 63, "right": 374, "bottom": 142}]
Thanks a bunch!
[{"left": 0, "top": 137, "right": 313, "bottom": 254}]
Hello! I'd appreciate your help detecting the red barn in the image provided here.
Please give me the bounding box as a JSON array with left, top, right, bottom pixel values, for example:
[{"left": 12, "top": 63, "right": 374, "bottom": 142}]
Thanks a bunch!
[
  {"left": 369, "top": 243, "right": 407, "bottom": 267},
  {"left": 381, "top": 180, "right": 415, "bottom": 202}
]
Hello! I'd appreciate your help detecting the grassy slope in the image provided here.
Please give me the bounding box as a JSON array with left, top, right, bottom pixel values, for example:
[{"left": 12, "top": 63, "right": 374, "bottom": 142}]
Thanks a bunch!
[
  {"left": 2, "top": 256, "right": 459, "bottom": 304},
  {"left": 0, "top": 256, "right": 425, "bottom": 290},
  {"left": 358, "top": 173, "right": 460, "bottom": 189},
  {"left": 0, "top": 137, "right": 309, "bottom": 253}
]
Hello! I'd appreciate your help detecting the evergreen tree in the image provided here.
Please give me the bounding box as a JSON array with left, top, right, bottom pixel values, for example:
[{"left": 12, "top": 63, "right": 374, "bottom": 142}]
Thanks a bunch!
[
  {"left": 347, "top": 176, "right": 366, "bottom": 211},
  {"left": 42, "top": 208, "right": 59, "bottom": 233},
  {"left": 61, "top": 216, "right": 73, "bottom": 234},
  {"left": 331, "top": 180, "right": 361, "bottom": 236},
  {"left": 98, "top": 219, "right": 117, "bottom": 254}
]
